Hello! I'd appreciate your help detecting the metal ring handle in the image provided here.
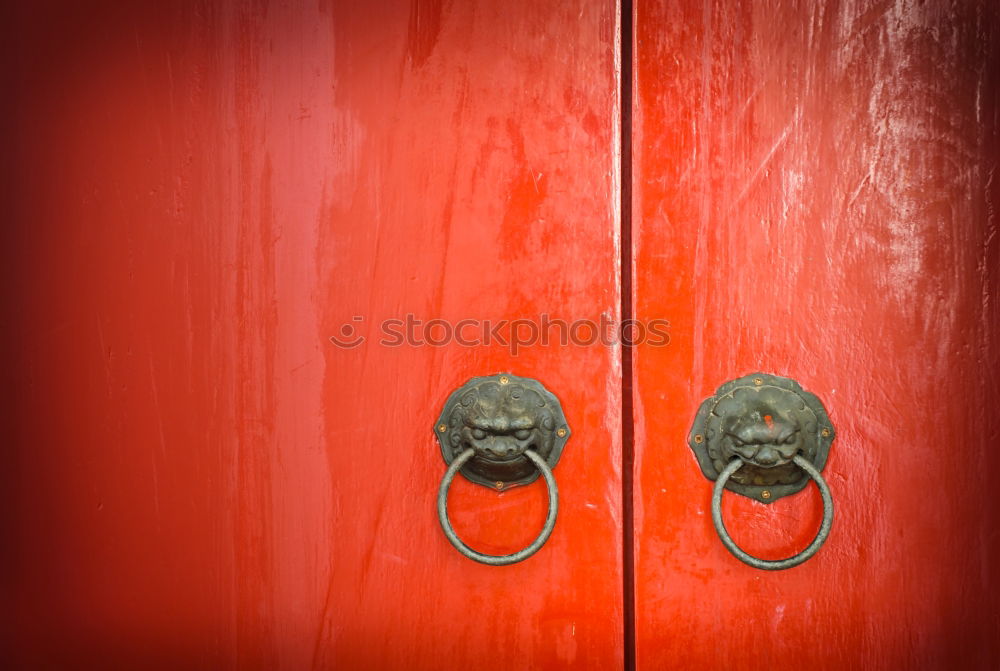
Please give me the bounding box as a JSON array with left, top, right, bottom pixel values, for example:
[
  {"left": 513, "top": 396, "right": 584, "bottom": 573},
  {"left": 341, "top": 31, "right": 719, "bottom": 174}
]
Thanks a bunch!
[
  {"left": 712, "top": 453, "right": 834, "bottom": 570},
  {"left": 437, "top": 448, "right": 558, "bottom": 565}
]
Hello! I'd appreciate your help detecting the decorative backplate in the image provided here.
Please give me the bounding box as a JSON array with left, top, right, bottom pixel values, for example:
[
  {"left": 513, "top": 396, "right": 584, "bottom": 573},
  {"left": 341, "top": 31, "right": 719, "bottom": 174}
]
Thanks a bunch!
[
  {"left": 435, "top": 373, "right": 571, "bottom": 490},
  {"left": 688, "top": 372, "right": 835, "bottom": 503}
]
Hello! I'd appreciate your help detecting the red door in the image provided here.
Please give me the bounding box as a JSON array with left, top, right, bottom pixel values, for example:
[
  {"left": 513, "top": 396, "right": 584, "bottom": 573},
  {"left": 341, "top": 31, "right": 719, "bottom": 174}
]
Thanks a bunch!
[
  {"left": 632, "top": 0, "right": 1000, "bottom": 668},
  {"left": 2, "top": 1, "right": 998, "bottom": 670},
  {"left": 2, "top": 1, "right": 623, "bottom": 668}
]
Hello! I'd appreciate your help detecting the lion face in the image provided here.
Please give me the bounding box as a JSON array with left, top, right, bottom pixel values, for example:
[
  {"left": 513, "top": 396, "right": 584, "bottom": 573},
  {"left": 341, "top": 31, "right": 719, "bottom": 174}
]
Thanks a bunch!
[
  {"left": 692, "top": 374, "right": 833, "bottom": 493},
  {"left": 722, "top": 400, "right": 802, "bottom": 467},
  {"left": 711, "top": 386, "right": 817, "bottom": 488},
  {"left": 436, "top": 374, "right": 569, "bottom": 488},
  {"left": 719, "top": 398, "right": 805, "bottom": 486},
  {"left": 451, "top": 381, "right": 556, "bottom": 483},
  {"left": 689, "top": 373, "right": 835, "bottom": 502}
]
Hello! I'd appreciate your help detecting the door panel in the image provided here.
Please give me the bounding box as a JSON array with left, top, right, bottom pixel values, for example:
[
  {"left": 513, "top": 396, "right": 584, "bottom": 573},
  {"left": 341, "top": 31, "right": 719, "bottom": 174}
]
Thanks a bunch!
[
  {"left": 1, "top": 1, "right": 623, "bottom": 669},
  {"left": 633, "top": 0, "right": 1000, "bottom": 668},
  {"left": 6, "top": 1, "right": 999, "bottom": 668}
]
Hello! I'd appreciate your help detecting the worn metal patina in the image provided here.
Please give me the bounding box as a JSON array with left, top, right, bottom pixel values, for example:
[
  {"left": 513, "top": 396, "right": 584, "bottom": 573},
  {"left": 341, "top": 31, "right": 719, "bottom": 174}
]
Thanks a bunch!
[
  {"left": 688, "top": 372, "right": 835, "bottom": 503},
  {"left": 712, "top": 454, "right": 835, "bottom": 570},
  {"left": 434, "top": 373, "right": 571, "bottom": 565},
  {"left": 435, "top": 372, "right": 571, "bottom": 490}
]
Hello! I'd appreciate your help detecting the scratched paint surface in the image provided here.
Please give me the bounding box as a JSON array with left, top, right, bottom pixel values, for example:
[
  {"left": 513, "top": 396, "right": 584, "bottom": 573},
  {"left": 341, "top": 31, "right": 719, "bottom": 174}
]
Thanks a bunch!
[
  {"left": 0, "top": 1, "right": 622, "bottom": 669},
  {"left": 633, "top": 0, "right": 1000, "bottom": 668}
]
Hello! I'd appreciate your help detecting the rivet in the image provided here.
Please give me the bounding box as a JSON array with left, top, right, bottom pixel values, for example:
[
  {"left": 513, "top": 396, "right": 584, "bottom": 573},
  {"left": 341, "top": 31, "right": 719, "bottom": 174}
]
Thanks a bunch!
[
  {"left": 761, "top": 490, "right": 772, "bottom": 499},
  {"left": 753, "top": 377, "right": 764, "bottom": 386},
  {"left": 499, "top": 376, "right": 510, "bottom": 384},
  {"left": 821, "top": 428, "right": 831, "bottom": 437},
  {"left": 495, "top": 481, "right": 504, "bottom": 490},
  {"left": 438, "top": 424, "right": 448, "bottom": 433},
  {"left": 694, "top": 434, "right": 704, "bottom": 444}
]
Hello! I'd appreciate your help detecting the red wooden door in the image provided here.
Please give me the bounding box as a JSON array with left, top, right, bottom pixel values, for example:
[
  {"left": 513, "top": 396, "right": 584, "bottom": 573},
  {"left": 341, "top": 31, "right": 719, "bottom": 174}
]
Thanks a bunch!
[
  {"left": 2, "top": 1, "right": 623, "bottom": 669},
  {"left": 4, "top": 1, "right": 1000, "bottom": 670},
  {"left": 632, "top": 0, "right": 1000, "bottom": 668}
]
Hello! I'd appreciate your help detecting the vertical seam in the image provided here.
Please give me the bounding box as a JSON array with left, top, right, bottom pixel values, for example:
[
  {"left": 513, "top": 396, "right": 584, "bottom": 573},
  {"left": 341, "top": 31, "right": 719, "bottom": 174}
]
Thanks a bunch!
[{"left": 619, "top": 0, "right": 636, "bottom": 669}]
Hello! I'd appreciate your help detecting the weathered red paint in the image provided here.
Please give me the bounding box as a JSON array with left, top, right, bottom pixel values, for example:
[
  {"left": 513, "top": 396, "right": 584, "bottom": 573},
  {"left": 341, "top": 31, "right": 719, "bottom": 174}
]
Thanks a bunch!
[
  {"left": 632, "top": 0, "right": 1000, "bottom": 668},
  {"left": 1, "top": 1, "right": 622, "bottom": 668},
  {"left": 4, "top": 0, "right": 999, "bottom": 669}
]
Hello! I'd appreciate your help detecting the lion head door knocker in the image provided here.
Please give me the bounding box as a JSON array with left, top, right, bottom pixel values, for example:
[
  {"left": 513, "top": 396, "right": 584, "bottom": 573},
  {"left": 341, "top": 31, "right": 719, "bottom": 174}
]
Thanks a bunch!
[
  {"left": 434, "top": 373, "right": 570, "bottom": 565},
  {"left": 689, "top": 373, "right": 836, "bottom": 570}
]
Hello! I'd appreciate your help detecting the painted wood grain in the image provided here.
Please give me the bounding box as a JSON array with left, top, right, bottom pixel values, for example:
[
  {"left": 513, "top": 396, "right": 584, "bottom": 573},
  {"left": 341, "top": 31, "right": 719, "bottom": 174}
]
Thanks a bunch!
[
  {"left": 0, "top": 1, "right": 623, "bottom": 668},
  {"left": 632, "top": 0, "right": 1000, "bottom": 668}
]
